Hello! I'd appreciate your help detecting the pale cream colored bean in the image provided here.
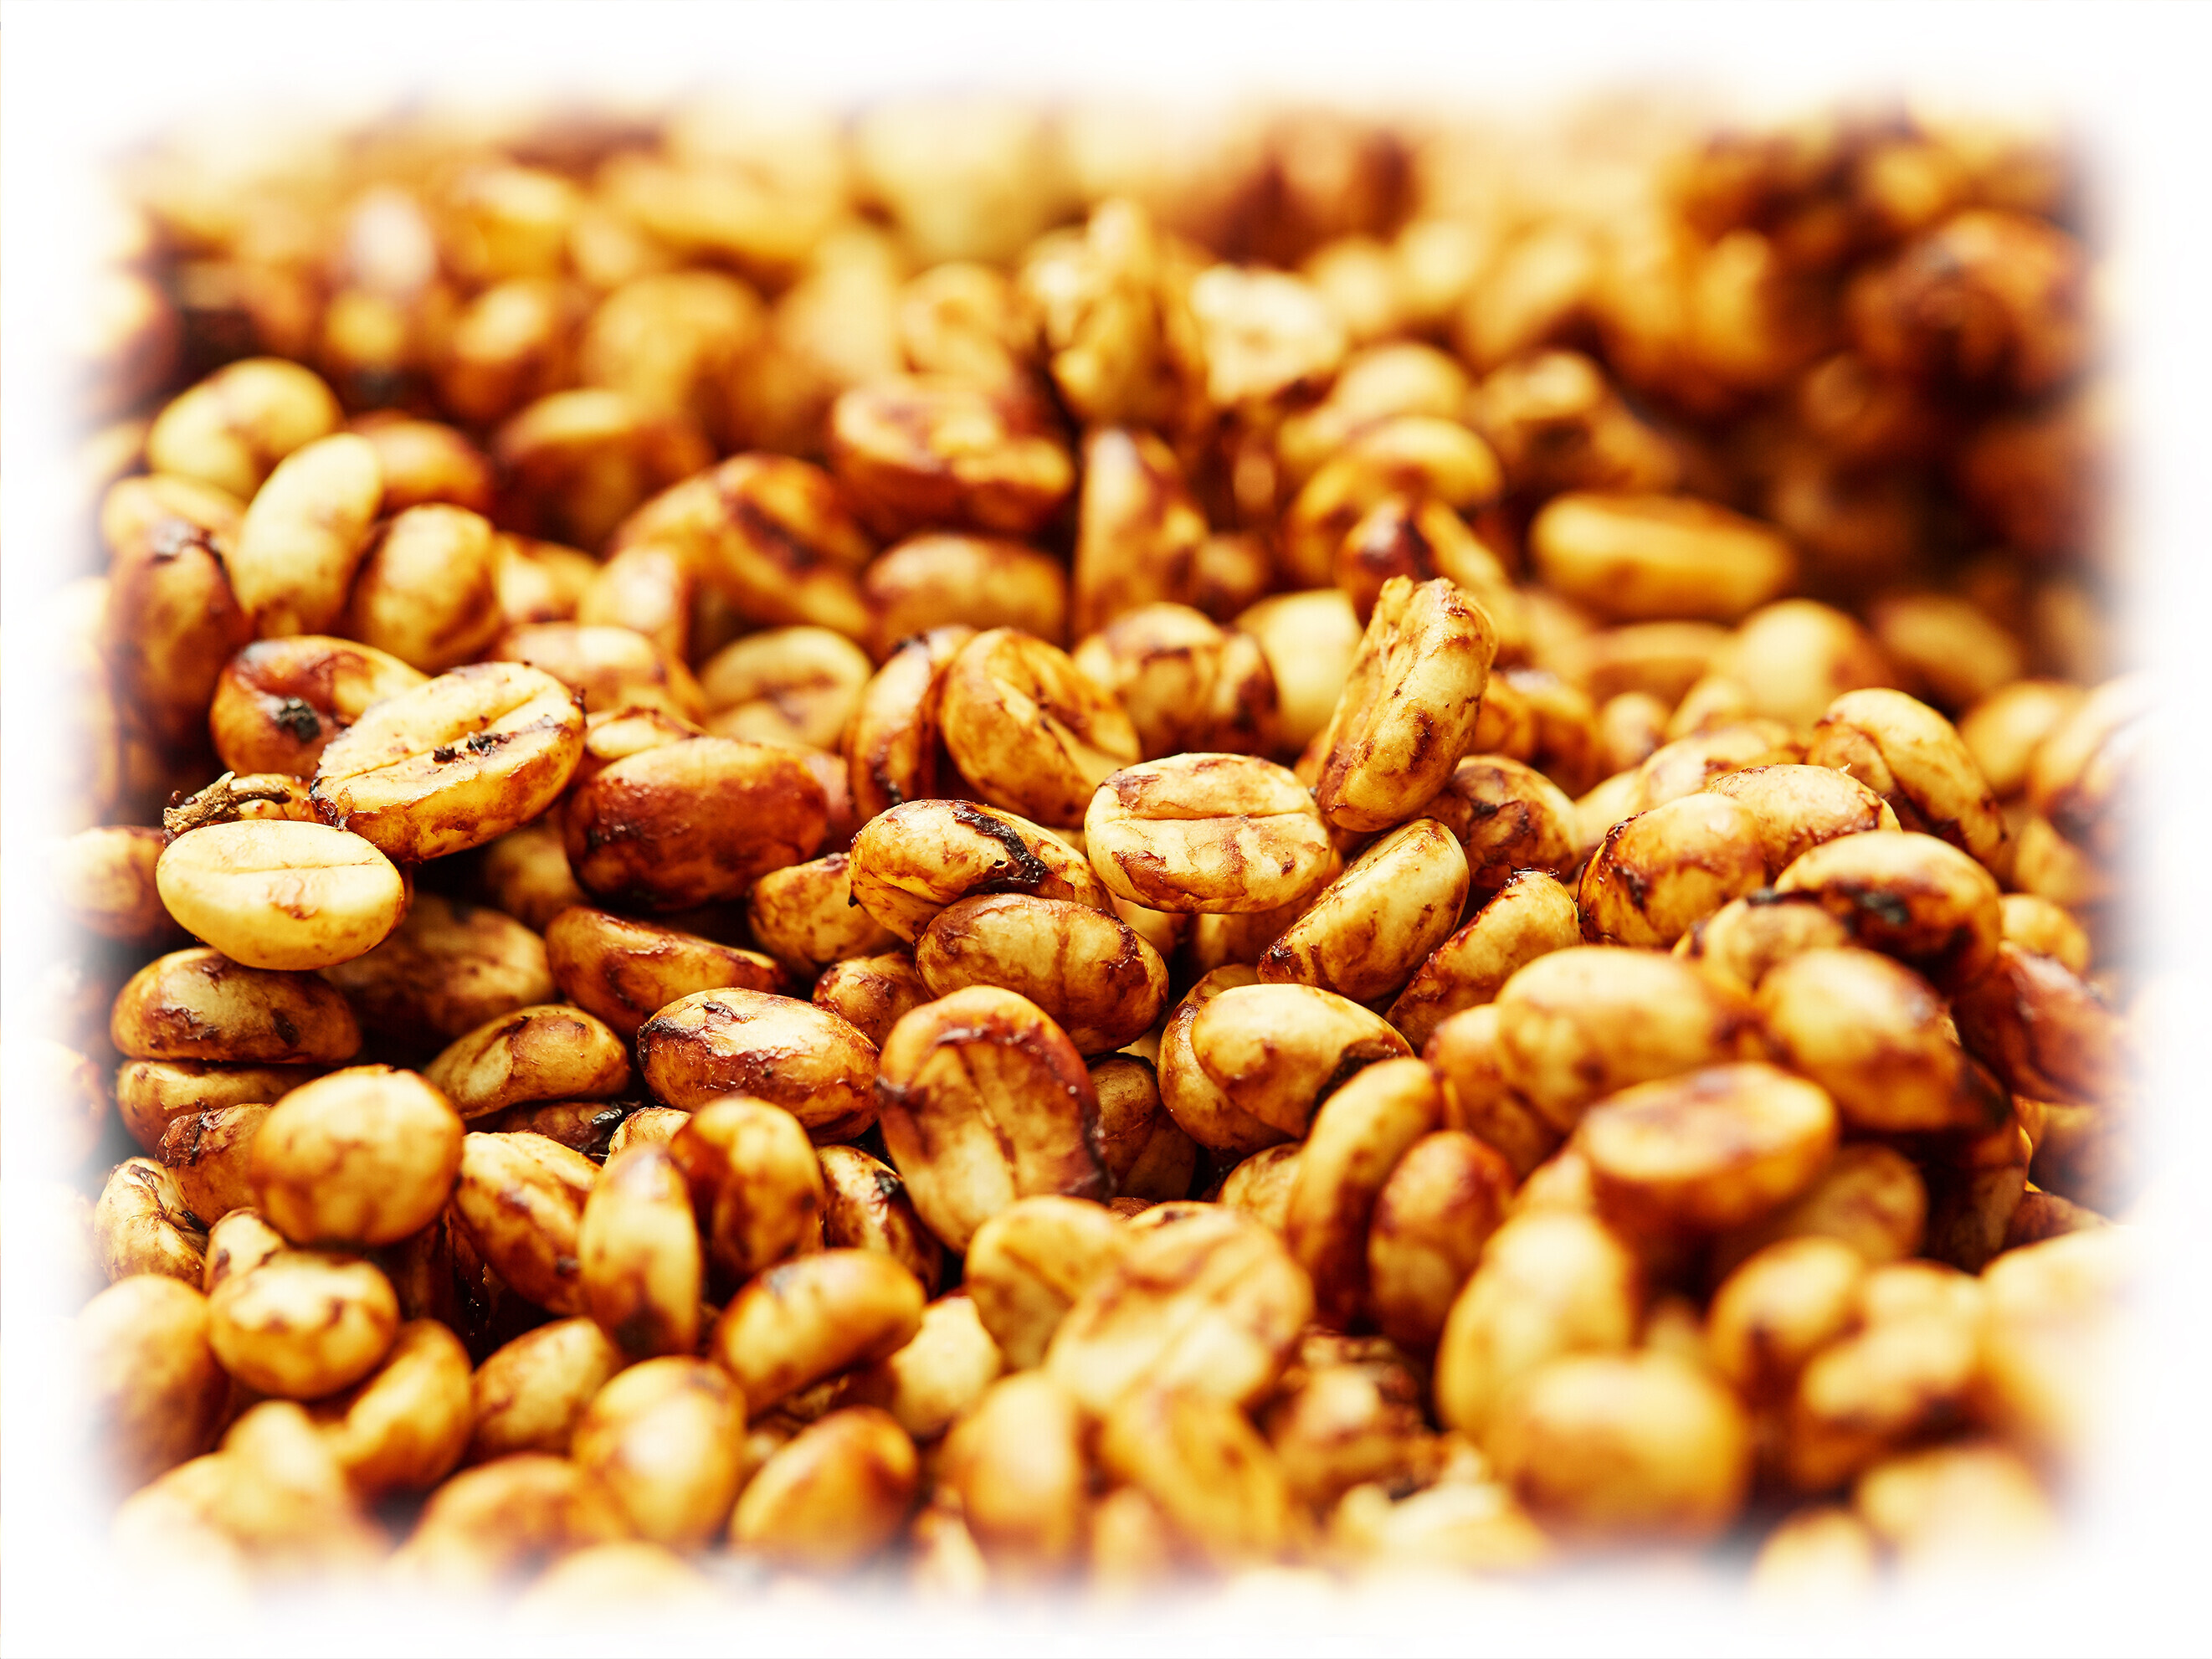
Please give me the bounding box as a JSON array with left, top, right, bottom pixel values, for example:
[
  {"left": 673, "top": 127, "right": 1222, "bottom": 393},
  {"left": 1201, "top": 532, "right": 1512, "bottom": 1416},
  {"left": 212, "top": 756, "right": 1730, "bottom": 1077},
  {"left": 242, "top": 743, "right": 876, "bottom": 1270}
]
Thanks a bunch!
[
  {"left": 710, "top": 1249, "right": 926, "bottom": 1414},
  {"left": 579, "top": 1144, "right": 704, "bottom": 1361},
  {"left": 1083, "top": 752, "right": 1335, "bottom": 917},
  {"left": 1578, "top": 793, "right": 1767, "bottom": 950},
  {"left": 425, "top": 1004, "right": 631, "bottom": 1122},
  {"left": 247, "top": 1065, "right": 462, "bottom": 1246},
  {"left": 111, "top": 948, "right": 362, "bottom": 1066},
  {"left": 727, "top": 1405, "right": 919, "bottom": 1572},
  {"left": 132, "top": 1394, "right": 388, "bottom": 1577},
  {"left": 571, "top": 1358, "right": 747, "bottom": 1549},
  {"left": 227, "top": 433, "right": 384, "bottom": 639},
  {"left": 467, "top": 1317, "right": 625, "bottom": 1462},
  {"left": 157, "top": 822, "right": 404, "bottom": 973},
  {"left": 638, "top": 989, "right": 879, "bottom": 1142},
  {"left": 964, "top": 1196, "right": 1132, "bottom": 1371},
  {"left": 1284, "top": 1057, "right": 1441, "bottom": 1328},
  {"left": 1388, "top": 871, "right": 1583, "bottom": 1053},
  {"left": 146, "top": 358, "right": 341, "bottom": 500},
  {"left": 207, "top": 1251, "right": 400, "bottom": 1399},
  {"left": 1045, "top": 1205, "right": 1312, "bottom": 1416},
  {"left": 874, "top": 987, "right": 1107, "bottom": 1253},
  {"left": 1260, "top": 819, "right": 1470, "bottom": 1004},
  {"left": 312, "top": 662, "right": 586, "bottom": 863},
  {"left": 1958, "top": 678, "right": 2086, "bottom": 799},
  {"left": 816, "top": 1143, "right": 945, "bottom": 1295},
  {"left": 1852, "top": 1441, "right": 2057, "bottom": 1572},
  {"left": 1868, "top": 591, "right": 2025, "bottom": 715},
  {"left": 666, "top": 1097, "right": 824, "bottom": 1288},
  {"left": 1598, "top": 690, "right": 1671, "bottom": 778},
  {"left": 509, "top": 1542, "right": 724, "bottom": 1620},
  {"left": 1715, "top": 599, "right": 1897, "bottom": 731},
  {"left": 28, "top": 1037, "right": 111, "bottom": 1168},
  {"left": 916, "top": 893, "right": 1168, "bottom": 1055},
  {"left": 449, "top": 1132, "right": 599, "bottom": 1315},
  {"left": 606, "top": 1106, "right": 690, "bottom": 1160},
  {"left": 1311, "top": 576, "right": 1498, "bottom": 835}
]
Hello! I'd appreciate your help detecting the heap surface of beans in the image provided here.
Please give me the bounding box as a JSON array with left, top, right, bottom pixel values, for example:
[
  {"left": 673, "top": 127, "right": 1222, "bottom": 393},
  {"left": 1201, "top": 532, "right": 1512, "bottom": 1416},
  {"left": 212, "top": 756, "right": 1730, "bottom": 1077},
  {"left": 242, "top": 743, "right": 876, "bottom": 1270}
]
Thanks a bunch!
[{"left": 40, "top": 89, "right": 2138, "bottom": 1613}]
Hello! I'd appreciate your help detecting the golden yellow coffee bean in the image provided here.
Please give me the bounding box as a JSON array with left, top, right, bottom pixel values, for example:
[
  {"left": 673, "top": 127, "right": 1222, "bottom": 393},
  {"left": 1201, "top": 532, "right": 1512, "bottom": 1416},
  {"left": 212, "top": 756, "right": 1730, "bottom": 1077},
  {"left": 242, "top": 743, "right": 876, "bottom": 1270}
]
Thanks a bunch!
[
  {"left": 312, "top": 662, "right": 586, "bottom": 862},
  {"left": 157, "top": 822, "right": 405, "bottom": 972}
]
